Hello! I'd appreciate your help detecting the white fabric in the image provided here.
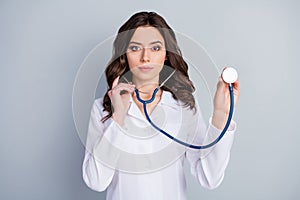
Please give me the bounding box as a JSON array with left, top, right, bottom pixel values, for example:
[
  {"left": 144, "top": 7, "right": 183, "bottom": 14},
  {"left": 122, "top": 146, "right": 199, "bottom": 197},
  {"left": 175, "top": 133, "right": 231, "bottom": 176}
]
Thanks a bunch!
[{"left": 82, "top": 90, "right": 236, "bottom": 200}]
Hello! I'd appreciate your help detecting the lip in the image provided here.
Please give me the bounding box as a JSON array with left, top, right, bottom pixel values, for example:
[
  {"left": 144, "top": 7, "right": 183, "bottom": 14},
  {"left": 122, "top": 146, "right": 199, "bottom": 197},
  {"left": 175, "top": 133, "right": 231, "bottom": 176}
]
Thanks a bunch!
[{"left": 138, "top": 65, "right": 153, "bottom": 72}]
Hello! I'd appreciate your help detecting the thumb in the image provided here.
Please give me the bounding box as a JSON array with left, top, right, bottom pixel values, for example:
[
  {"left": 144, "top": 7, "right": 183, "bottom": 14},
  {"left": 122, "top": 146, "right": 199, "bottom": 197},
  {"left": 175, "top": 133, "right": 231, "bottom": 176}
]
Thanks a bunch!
[{"left": 112, "top": 76, "right": 120, "bottom": 89}]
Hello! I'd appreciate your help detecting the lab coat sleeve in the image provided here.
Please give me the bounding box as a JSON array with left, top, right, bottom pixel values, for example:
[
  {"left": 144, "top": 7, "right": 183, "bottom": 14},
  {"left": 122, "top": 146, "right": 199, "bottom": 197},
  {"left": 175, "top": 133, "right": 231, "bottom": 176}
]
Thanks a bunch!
[
  {"left": 82, "top": 99, "right": 118, "bottom": 192},
  {"left": 185, "top": 106, "right": 236, "bottom": 190}
]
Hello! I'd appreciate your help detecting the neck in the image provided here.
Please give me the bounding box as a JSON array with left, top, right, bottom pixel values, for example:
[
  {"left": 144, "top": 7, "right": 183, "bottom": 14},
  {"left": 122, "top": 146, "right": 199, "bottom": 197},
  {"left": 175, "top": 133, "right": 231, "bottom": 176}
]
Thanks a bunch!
[
  {"left": 135, "top": 86, "right": 161, "bottom": 100},
  {"left": 136, "top": 84, "right": 158, "bottom": 94},
  {"left": 132, "top": 77, "right": 159, "bottom": 95}
]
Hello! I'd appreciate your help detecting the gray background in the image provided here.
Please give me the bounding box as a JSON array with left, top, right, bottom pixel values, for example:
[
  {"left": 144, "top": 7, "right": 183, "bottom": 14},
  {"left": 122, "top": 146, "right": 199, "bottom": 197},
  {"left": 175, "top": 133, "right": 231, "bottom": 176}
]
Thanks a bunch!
[{"left": 1, "top": 0, "right": 299, "bottom": 200}]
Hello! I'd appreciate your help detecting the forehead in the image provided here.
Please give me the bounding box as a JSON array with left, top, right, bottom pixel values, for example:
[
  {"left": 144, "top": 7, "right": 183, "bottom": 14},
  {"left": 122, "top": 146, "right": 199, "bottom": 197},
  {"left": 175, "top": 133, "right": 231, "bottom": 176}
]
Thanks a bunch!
[{"left": 130, "top": 26, "right": 165, "bottom": 44}]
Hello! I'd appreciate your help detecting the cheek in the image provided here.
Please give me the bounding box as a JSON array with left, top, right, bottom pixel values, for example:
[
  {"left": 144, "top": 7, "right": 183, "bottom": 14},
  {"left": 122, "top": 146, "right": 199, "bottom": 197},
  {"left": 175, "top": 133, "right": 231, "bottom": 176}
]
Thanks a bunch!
[
  {"left": 126, "top": 54, "right": 138, "bottom": 69},
  {"left": 154, "top": 53, "right": 166, "bottom": 64}
]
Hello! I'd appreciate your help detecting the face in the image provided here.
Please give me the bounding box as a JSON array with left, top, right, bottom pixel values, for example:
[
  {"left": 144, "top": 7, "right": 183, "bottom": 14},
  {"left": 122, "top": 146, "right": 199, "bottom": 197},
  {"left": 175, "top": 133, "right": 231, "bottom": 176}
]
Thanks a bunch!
[{"left": 126, "top": 26, "right": 166, "bottom": 87}]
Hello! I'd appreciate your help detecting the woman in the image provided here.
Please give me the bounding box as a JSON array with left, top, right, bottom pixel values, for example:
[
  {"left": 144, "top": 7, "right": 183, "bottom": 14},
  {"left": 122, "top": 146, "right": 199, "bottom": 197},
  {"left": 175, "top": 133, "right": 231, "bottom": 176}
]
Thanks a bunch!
[{"left": 82, "top": 11, "right": 240, "bottom": 200}]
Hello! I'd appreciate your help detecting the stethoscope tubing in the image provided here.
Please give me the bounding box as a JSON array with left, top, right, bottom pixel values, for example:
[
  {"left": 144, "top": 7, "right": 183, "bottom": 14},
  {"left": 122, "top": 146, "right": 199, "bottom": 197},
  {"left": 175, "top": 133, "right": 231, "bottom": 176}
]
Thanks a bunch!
[{"left": 134, "top": 84, "right": 234, "bottom": 149}]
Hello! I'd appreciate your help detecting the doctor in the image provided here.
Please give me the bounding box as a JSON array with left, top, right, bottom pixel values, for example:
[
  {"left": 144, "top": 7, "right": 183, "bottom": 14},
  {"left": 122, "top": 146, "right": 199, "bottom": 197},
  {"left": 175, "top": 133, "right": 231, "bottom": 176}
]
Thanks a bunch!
[{"left": 82, "top": 11, "right": 240, "bottom": 200}]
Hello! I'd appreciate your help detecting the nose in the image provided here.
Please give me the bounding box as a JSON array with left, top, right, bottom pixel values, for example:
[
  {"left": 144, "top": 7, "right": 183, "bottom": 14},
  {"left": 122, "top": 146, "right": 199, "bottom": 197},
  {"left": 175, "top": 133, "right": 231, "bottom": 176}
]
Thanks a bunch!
[{"left": 140, "top": 47, "right": 150, "bottom": 63}]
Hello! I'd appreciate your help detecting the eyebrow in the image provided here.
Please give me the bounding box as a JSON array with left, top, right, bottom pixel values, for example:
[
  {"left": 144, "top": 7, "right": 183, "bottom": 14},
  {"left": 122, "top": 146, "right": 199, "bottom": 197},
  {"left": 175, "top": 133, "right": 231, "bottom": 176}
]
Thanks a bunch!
[{"left": 128, "top": 40, "right": 163, "bottom": 45}]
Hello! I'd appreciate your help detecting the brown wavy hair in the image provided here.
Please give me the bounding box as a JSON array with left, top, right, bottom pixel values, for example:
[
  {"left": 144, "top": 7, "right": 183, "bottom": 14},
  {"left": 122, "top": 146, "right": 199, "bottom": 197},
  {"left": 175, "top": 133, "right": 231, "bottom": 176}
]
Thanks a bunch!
[{"left": 102, "top": 11, "right": 196, "bottom": 122}]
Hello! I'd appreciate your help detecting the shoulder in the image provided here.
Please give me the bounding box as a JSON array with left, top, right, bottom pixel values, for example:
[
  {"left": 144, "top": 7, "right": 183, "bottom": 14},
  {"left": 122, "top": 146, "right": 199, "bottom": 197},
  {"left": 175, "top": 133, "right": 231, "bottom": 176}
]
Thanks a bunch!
[
  {"left": 93, "top": 97, "right": 104, "bottom": 109},
  {"left": 160, "top": 90, "right": 182, "bottom": 109},
  {"left": 92, "top": 97, "right": 108, "bottom": 118},
  {"left": 161, "top": 90, "right": 198, "bottom": 111}
]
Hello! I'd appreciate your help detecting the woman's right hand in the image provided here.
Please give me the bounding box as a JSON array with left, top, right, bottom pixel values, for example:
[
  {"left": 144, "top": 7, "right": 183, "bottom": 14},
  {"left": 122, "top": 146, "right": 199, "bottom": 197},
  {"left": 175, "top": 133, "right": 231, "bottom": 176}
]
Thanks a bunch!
[{"left": 108, "top": 76, "right": 135, "bottom": 126}]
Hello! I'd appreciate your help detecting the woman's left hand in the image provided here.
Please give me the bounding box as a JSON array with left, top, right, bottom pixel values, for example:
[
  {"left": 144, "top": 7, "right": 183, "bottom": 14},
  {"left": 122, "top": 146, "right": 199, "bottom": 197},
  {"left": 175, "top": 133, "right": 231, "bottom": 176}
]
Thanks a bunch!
[{"left": 212, "top": 68, "right": 240, "bottom": 129}]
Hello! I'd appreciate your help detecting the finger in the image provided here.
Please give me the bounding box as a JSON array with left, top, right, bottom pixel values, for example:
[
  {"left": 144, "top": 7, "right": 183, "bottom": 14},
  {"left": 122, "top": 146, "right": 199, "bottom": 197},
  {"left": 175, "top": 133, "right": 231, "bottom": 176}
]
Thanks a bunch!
[
  {"left": 108, "top": 90, "right": 112, "bottom": 98},
  {"left": 217, "top": 76, "right": 227, "bottom": 89},
  {"left": 112, "top": 76, "right": 120, "bottom": 89},
  {"left": 232, "top": 79, "right": 240, "bottom": 90},
  {"left": 233, "top": 80, "right": 240, "bottom": 99},
  {"left": 112, "top": 84, "right": 135, "bottom": 96},
  {"left": 116, "top": 82, "right": 135, "bottom": 89},
  {"left": 113, "top": 83, "right": 135, "bottom": 92}
]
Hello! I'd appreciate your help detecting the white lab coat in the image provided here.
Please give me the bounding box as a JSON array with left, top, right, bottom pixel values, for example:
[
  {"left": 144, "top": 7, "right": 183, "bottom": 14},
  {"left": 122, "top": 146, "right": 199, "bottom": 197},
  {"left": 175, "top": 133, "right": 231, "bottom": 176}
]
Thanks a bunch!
[{"left": 82, "top": 90, "right": 236, "bottom": 200}]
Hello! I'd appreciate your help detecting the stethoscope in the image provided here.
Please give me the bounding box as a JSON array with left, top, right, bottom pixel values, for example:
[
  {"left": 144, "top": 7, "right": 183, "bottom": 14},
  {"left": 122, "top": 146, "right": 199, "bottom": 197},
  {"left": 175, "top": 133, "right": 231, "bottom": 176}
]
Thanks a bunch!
[{"left": 134, "top": 67, "right": 238, "bottom": 149}]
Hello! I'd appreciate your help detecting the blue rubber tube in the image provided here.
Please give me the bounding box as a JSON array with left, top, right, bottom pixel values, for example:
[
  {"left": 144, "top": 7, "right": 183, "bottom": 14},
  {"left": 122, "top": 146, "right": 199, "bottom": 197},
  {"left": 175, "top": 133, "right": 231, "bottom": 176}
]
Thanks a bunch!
[{"left": 134, "top": 85, "right": 234, "bottom": 149}]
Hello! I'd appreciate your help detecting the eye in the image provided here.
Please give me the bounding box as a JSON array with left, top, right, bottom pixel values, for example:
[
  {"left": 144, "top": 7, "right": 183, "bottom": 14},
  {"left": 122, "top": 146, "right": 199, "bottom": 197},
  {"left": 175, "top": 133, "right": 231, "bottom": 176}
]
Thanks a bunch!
[
  {"left": 128, "top": 45, "right": 141, "bottom": 52},
  {"left": 151, "top": 45, "right": 161, "bottom": 51}
]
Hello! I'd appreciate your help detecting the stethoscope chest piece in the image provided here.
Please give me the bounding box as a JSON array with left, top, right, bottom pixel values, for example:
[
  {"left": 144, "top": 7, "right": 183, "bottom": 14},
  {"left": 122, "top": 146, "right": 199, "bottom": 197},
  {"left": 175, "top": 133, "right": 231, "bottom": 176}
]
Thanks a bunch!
[{"left": 222, "top": 67, "right": 238, "bottom": 84}]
